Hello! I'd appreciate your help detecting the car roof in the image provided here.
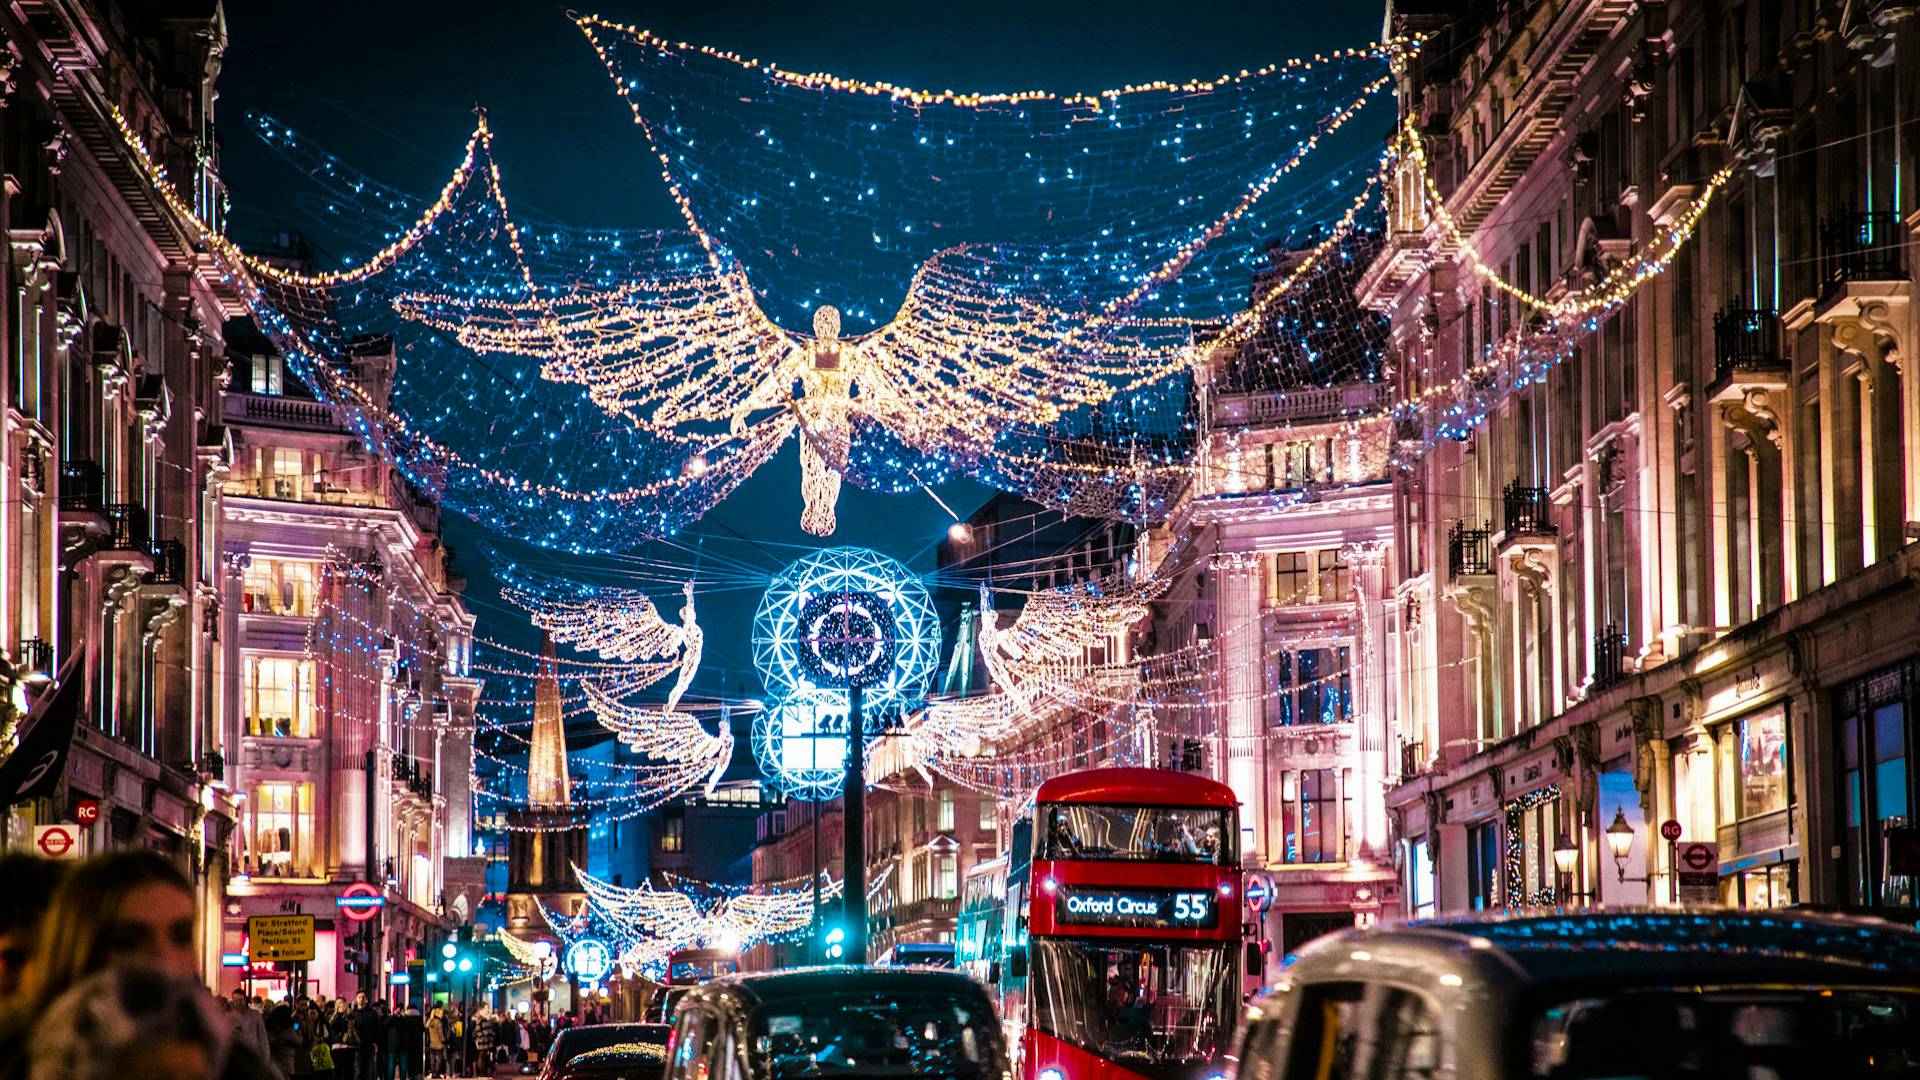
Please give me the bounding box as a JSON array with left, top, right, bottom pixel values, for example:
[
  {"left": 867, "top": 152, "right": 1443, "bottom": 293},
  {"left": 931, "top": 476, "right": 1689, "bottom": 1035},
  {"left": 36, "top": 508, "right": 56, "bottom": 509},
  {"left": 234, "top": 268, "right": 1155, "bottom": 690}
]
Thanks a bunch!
[
  {"left": 684, "top": 965, "right": 989, "bottom": 1010},
  {"left": 1267, "top": 909, "right": 1920, "bottom": 999},
  {"left": 1034, "top": 767, "right": 1237, "bottom": 808}
]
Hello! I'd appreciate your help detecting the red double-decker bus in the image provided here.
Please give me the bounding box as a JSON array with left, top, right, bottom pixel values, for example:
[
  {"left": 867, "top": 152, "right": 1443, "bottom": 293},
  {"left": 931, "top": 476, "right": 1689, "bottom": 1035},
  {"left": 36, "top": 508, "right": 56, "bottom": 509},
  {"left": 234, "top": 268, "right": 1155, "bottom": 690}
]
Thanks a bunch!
[{"left": 1014, "top": 768, "right": 1241, "bottom": 1080}]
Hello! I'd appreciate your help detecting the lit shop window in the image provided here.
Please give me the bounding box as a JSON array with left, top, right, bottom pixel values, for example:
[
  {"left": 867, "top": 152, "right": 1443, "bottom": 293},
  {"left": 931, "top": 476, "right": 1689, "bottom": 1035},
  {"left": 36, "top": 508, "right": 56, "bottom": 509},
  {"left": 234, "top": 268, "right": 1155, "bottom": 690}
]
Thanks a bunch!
[
  {"left": 249, "top": 780, "right": 316, "bottom": 878},
  {"left": 660, "top": 814, "right": 685, "bottom": 853},
  {"left": 244, "top": 654, "right": 317, "bottom": 738},
  {"left": 242, "top": 558, "right": 319, "bottom": 616}
]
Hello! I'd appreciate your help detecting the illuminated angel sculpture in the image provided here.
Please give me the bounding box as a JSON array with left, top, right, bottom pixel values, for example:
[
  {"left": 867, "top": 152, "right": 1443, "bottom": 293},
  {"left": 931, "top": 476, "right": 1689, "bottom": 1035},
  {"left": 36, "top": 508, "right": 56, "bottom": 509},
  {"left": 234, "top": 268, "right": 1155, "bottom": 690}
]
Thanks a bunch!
[
  {"left": 396, "top": 245, "right": 1189, "bottom": 535},
  {"left": 908, "top": 576, "right": 1164, "bottom": 764},
  {"left": 572, "top": 863, "right": 890, "bottom": 957},
  {"left": 502, "top": 569, "right": 729, "bottom": 787}
]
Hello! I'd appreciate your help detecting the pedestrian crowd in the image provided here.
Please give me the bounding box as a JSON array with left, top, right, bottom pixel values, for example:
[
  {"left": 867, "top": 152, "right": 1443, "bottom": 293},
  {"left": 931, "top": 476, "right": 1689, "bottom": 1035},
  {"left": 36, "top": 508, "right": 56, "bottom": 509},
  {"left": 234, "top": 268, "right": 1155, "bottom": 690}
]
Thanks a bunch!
[{"left": 0, "top": 850, "right": 601, "bottom": 1080}]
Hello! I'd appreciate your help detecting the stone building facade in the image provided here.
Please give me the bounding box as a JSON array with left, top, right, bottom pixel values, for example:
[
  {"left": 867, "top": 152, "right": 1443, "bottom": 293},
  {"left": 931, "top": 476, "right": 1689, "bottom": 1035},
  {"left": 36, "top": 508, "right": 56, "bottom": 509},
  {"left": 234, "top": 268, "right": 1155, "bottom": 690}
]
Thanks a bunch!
[
  {"left": 1143, "top": 291, "right": 1402, "bottom": 964},
  {"left": 217, "top": 322, "right": 478, "bottom": 1001},
  {"left": 1364, "top": 0, "right": 1920, "bottom": 916},
  {"left": 0, "top": 0, "right": 241, "bottom": 982},
  {"left": 0, "top": 1, "right": 481, "bottom": 997}
]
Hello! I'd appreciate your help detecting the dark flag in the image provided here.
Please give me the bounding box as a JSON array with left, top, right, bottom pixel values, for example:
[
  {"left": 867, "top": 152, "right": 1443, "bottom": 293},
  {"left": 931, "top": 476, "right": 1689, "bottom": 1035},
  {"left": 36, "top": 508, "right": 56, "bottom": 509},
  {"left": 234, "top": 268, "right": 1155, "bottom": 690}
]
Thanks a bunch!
[{"left": 0, "top": 659, "right": 82, "bottom": 806}]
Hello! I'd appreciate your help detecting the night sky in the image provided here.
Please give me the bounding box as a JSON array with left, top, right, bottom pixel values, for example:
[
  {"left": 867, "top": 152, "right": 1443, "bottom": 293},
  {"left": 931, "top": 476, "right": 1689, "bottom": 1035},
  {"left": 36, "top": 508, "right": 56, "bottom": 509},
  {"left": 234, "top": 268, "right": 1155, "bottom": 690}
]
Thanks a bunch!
[{"left": 215, "top": 0, "right": 1390, "bottom": 712}]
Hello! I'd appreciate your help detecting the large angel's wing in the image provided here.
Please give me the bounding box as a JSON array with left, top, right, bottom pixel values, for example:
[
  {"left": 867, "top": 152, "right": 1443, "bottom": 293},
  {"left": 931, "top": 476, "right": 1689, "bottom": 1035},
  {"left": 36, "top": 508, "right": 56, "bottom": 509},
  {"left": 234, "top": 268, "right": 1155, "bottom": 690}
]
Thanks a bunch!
[
  {"left": 392, "top": 258, "right": 793, "bottom": 435},
  {"left": 580, "top": 676, "right": 733, "bottom": 793},
  {"left": 858, "top": 246, "right": 1193, "bottom": 454},
  {"left": 500, "top": 574, "right": 685, "bottom": 663},
  {"left": 575, "top": 866, "right": 706, "bottom": 939}
]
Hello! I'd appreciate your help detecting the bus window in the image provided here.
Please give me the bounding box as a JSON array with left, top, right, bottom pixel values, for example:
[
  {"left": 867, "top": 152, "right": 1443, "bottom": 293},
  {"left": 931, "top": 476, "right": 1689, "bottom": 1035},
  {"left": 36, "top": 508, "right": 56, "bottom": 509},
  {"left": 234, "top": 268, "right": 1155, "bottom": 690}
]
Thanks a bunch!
[{"left": 1041, "top": 804, "right": 1232, "bottom": 864}]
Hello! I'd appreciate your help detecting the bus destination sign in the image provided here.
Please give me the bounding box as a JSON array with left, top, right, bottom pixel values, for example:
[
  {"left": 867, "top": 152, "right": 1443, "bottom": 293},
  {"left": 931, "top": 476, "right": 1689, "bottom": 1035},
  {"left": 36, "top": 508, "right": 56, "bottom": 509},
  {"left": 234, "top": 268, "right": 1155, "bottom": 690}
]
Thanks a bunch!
[{"left": 1055, "top": 887, "right": 1218, "bottom": 930}]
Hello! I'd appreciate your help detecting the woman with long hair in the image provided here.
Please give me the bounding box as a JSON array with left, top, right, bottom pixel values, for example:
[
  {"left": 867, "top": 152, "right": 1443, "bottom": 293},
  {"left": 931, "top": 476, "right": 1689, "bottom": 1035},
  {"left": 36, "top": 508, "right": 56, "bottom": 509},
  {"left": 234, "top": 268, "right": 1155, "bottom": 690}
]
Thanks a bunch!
[{"left": 0, "top": 849, "right": 275, "bottom": 1080}]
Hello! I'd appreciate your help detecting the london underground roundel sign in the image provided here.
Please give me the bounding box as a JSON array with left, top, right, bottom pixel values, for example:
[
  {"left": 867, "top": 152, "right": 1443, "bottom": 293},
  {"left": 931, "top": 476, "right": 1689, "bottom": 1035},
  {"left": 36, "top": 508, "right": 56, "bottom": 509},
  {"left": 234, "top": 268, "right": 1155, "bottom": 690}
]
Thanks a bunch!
[{"left": 337, "top": 882, "right": 385, "bottom": 922}]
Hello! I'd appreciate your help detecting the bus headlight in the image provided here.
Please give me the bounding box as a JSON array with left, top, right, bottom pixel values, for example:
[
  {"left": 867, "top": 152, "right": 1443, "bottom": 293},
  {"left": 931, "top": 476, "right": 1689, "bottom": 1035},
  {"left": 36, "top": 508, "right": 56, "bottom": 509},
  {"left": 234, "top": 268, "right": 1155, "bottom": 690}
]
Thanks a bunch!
[{"left": 1039, "top": 1068, "right": 1066, "bottom": 1080}]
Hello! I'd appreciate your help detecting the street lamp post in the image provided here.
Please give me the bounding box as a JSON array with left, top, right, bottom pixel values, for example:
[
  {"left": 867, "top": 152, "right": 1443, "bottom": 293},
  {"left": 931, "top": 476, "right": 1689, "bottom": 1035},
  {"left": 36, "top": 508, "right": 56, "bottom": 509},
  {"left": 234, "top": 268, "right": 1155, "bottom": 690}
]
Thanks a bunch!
[
  {"left": 1552, "top": 830, "right": 1590, "bottom": 905},
  {"left": 842, "top": 682, "right": 866, "bottom": 964},
  {"left": 1605, "top": 808, "right": 1652, "bottom": 885}
]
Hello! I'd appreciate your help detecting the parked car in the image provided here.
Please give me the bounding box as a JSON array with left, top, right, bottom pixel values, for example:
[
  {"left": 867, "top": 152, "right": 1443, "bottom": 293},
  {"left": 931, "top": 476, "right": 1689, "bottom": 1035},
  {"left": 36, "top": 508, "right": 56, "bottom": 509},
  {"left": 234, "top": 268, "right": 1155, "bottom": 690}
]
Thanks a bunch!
[
  {"left": 662, "top": 967, "right": 1011, "bottom": 1080},
  {"left": 1231, "top": 909, "right": 1920, "bottom": 1079},
  {"left": 541, "top": 1023, "right": 672, "bottom": 1080}
]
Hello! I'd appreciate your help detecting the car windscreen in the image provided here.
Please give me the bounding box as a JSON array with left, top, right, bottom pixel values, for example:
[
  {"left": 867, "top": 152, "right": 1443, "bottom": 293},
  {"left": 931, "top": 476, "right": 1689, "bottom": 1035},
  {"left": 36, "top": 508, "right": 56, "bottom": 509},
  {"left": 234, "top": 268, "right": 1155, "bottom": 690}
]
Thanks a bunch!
[
  {"left": 749, "top": 989, "right": 1004, "bottom": 1080},
  {"left": 1527, "top": 986, "right": 1920, "bottom": 1077},
  {"left": 1038, "top": 803, "right": 1229, "bottom": 864}
]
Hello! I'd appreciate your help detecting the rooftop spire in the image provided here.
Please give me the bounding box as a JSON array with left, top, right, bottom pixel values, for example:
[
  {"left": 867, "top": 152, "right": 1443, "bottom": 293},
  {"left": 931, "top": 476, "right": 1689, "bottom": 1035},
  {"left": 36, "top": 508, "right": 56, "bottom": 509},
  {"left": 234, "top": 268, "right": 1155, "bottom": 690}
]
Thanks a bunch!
[{"left": 527, "top": 632, "right": 570, "bottom": 808}]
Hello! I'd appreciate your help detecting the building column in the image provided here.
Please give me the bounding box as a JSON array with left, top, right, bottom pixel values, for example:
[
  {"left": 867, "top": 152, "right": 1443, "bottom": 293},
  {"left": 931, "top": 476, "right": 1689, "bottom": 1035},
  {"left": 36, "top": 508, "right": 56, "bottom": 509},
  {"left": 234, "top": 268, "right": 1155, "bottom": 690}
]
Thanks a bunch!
[
  {"left": 1345, "top": 542, "right": 1390, "bottom": 856},
  {"left": 1214, "top": 552, "right": 1265, "bottom": 862},
  {"left": 1707, "top": 415, "right": 1734, "bottom": 629}
]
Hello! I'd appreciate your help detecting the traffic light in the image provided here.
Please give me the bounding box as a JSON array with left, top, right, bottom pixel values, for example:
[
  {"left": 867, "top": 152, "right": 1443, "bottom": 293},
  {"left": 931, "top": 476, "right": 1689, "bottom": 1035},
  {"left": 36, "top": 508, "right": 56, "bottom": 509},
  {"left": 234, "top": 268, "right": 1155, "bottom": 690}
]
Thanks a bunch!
[{"left": 820, "top": 922, "right": 846, "bottom": 962}]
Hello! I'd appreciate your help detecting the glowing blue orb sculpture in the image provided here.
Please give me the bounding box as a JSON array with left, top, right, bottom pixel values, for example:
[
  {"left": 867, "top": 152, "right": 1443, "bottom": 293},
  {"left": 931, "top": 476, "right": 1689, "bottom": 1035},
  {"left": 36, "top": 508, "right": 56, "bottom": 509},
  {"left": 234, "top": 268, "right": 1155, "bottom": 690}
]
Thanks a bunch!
[
  {"left": 752, "top": 547, "right": 939, "bottom": 800},
  {"left": 753, "top": 547, "right": 938, "bottom": 705},
  {"left": 565, "top": 938, "right": 612, "bottom": 982}
]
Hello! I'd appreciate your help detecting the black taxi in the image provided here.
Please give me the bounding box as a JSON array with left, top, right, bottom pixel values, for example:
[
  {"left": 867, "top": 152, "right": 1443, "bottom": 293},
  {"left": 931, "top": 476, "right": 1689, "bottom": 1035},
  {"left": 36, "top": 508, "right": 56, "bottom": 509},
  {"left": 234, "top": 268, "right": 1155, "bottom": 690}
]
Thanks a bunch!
[
  {"left": 1232, "top": 909, "right": 1920, "bottom": 1079},
  {"left": 662, "top": 966, "right": 1012, "bottom": 1080}
]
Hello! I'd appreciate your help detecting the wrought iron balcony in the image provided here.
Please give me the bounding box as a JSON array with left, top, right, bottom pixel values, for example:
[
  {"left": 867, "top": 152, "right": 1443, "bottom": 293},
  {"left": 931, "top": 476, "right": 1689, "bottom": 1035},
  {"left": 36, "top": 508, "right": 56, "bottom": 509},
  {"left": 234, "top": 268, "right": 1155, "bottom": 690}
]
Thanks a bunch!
[
  {"left": 147, "top": 539, "right": 187, "bottom": 585},
  {"left": 102, "top": 503, "right": 150, "bottom": 551},
  {"left": 1592, "top": 623, "right": 1629, "bottom": 691},
  {"left": 1819, "top": 209, "right": 1904, "bottom": 294},
  {"left": 1447, "top": 520, "right": 1493, "bottom": 580},
  {"left": 1400, "top": 740, "right": 1427, "bottom": 779},
  {"left": 1501, "top": 481, "right": 1555, "bottom": 538},
  {"left": 58, "top": 460, "right": 103, "bottom": 512},
  {"left": 1711, "top": 305, "right": 1785, "bottom": 387},
  {"left": 17, "top": 638, "right": 53, "bottom": 676}
]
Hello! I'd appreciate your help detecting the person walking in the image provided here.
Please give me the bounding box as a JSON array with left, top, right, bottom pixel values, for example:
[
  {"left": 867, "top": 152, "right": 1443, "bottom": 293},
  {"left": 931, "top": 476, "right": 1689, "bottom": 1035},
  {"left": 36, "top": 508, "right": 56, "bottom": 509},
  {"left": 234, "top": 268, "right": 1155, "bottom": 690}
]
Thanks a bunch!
[
  {"left": 362, "top": 1000, "right": 390, "bottom": 1080},
  {"left": 424, "top": 1004, "right": 447, "bottom": 1078},
  {"left": 471, "top": 1005, "right": 495, "bottom": 1072}
]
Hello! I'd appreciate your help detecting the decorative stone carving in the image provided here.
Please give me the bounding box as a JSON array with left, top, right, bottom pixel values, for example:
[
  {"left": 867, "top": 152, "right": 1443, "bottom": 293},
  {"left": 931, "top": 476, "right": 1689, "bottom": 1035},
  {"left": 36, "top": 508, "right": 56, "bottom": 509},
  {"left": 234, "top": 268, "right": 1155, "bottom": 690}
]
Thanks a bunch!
[{"left": 1829, "top": 299, "right": 1907, "bottom": 374}]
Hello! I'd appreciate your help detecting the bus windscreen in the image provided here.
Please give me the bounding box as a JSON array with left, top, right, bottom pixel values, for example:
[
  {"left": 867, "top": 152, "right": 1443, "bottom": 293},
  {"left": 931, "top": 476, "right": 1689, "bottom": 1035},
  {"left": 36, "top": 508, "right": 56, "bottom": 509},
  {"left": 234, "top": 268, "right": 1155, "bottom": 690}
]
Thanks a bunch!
[{"left": 1029, "top": 938, "right": 1237, "bottom": 1075}]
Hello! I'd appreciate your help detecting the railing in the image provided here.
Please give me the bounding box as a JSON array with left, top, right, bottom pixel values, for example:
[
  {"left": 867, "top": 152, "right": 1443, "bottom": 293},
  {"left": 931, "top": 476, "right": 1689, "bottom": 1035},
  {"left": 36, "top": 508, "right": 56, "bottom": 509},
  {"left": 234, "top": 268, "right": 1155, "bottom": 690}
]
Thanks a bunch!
[
  {"left": 1447, "top": 520, "right": 1493, "bottom": 580},
  {"left": 58, "top": 460, "right": 103, "bottom": 512},
  {"left": 17, "top": 638, "right": 53, "bottom": 676},
  {"left": 1501, "top": 481, "right": 1555, "bottom": 537},
  {"left": 1592, "top": 623, "right": 1629, "bottom": 691},
  {"left": 224, "top": 392, "right": 336, "bottom": 429},
  {"left": 1711, "top": 305, "right": 1784, "bottom": 385},
  {"left": 222, "top": 475, "right": 385, "bottom": 508},
  {"left": 893, "top": 897, "right": 960, "bottom": 925},
  {"left": 1400, "top": 740, "right": 1427, "bottom": 779},
  {"left": 147, "top": 539, "right": 187, "bottom": 585},
  {"left": 1212, "top": 381, "right": 1390, "bottom": 427},
  {"left": 102, "top": 503, "right": 150, "bottom": 551},
  {"left": 1716, "top": 805, "right": 1795, "bottom": 857},
  {"left": 1819, "top": 209, "right": 1904, "bottom": 293},
  {"left": 392, "top": 753, "right": 434, "bottom": 799}
]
